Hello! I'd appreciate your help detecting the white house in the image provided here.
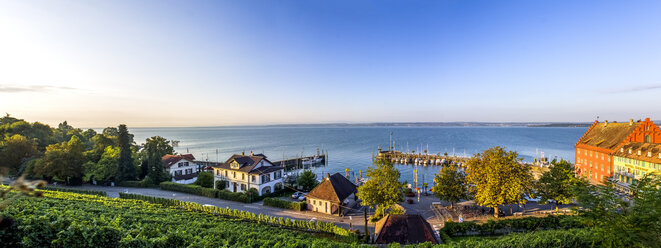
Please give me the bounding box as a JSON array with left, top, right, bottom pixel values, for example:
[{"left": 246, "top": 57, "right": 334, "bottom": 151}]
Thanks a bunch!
[
  {"left": 213, "top": 153, "right": 284, "bottom": 196},
  {"left": 162, "top": 154, "right": 200, "bottom": 184}
]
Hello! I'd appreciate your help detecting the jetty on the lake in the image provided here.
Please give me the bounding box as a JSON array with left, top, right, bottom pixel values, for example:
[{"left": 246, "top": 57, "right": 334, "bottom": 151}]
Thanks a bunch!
[
  {"left": 273, "top": 151, "right": 328, "bottom": 171},
  {"left": 375, "top": 150, "right": 471, "bottom": 166}
]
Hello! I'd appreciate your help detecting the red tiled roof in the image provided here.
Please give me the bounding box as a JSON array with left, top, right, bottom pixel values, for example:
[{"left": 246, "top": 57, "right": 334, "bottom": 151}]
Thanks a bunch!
[
  {"left": 306, "top": 173, "right": 356, "bottom": 203},
  {"left": 162, "top": 154, "right": 196, "bottom": 168},
  {"left": 375, "top": 214, "right": 438, "bottom": 244},
  {"left": 577, "top": 121, "right": 641, "bottom": 151}
]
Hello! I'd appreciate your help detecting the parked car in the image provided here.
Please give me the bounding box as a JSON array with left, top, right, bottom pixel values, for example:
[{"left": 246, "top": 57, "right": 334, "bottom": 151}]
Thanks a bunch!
[
  {"left": 292, "top": 192, "right": 303, "bottom": 199},
  {"left": 298, "top": 193, "right": 307, "bottom": 201}
]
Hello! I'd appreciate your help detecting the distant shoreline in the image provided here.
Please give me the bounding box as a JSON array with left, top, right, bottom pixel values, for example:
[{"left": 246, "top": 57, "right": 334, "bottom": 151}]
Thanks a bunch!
[{"left": 117, "top": 122, "right": 593, "bottom": 129}]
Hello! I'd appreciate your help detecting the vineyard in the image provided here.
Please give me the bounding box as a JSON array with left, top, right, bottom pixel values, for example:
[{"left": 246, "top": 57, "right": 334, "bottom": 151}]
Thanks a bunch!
[
  {"left": 0, "top": 189, "right": 363, "bottom": 247},
  {"left": 0, "top": 188, "right": 607, "bottom": 247}
]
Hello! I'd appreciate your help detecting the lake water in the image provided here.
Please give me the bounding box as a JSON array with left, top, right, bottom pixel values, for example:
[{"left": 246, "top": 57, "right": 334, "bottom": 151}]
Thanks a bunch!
[{"left": 129, "top": 126, "right": 586, "bottom": 184}]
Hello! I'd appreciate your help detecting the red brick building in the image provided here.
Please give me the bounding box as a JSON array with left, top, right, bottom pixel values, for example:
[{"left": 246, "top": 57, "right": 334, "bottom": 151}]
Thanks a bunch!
[{"left": 575, "top": 118, "right": 661, "bottom": 184}]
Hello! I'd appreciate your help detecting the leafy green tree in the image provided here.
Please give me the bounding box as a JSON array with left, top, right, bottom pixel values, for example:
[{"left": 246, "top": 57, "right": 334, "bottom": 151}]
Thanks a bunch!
[
  {"left": 465, "top": 146, "right": 533, "bottom": 218},
  {"left": 357, "top": 160, "right": 402, "bottom": 218},
  {"left": 575, "top": 175, "right": 661, "bottom": 247},
  {"left": 88, "top": 146, "right": 119, "bottom": 182},
  {"left": 431, "top": 164, "right": 468, "bottom": 209},
  {"left": 536, "top": 159, "right": 578, "bottom": 212},
  {"left": 194, "top": 171, "right": 214, "bottom": 188},
  {"left": 0, "top": 134, "right": 39, "bottom": 176},
  {"left": 34, "top": 136, "right": 86, "bottom": 184},
  {"left": 116, "top": 124, "right": 136, "bottom": 182},
  {"left": 144, "top": 136, "right": 174, "bottom": 183},
  {"left": 86, "top": 133, "right": 115, "bottom": 163},
  {"left": 296, "top": 170, "right": 318, "bottom": 191}
]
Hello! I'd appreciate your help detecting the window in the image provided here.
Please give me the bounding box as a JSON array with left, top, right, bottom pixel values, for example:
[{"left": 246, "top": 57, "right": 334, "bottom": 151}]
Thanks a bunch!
[
  {"left": 242, "top": 173, "right": 245, "bottom": 180},
  {"left": 225, "top": 170, "right": 228, "bottom": 177},
  {"left": 178, "top": 162, "right": 183, "bottom": 168},
  {"left": 233, "top": 172, "right": 236, "bottom": 178},
  {"left": 175, "top": 170, "right": 182, "bottom": 176},
  {"left": 241, "top": 184, "right": 246, "bottom": 190},
  {"left": 252, "top": 175, "right": 256, "bottom": 183},
  {"left": 647, "top": 125, "right": 650, "bottom": 131},
  {"left": 645, "top": 135, "right": 651, "bottom": 143}
]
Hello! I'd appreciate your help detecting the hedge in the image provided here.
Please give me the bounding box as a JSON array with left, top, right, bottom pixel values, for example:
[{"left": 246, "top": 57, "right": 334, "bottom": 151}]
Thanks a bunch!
[
  {"left": 118, "top": 193, "right": 351, "bottom": 237},
  {"left": 263, "top": 197, "right": 306, "bottom": 211},
  {"left": 445, "top": 228, "right": 598, "bottom": 248},
  {"left": 159, "top": 182, "right": 218, "bottom": 198},
  {"left": 442, "top": 215, "right": 586, "bottom": 237},
  {"left": 40, "top": 186, "right": 107, "bottom": 197}
]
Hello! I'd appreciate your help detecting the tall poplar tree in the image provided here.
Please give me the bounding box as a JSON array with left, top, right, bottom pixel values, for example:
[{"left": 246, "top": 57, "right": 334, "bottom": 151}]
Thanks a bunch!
[
  {"left": 116, "top": 124, "right": 136, "bottom": 182},
  {"left": 465, "top": 146, "right": 533, "bottom": 218}
]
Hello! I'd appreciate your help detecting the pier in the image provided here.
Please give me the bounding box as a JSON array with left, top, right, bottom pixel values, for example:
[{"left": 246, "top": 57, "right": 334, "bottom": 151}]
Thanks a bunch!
[
  {"left": 273, "top": 151, "right": 328, "bottom": 171},
  {"left": 375, "top": 150, "right": 471, "bottom": 166}
]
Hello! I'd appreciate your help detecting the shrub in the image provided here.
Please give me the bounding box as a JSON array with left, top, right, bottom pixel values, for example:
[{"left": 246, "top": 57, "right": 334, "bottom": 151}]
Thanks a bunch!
[
  {"left": 159, "top": 182, "right": 218, "bottom": 198},
  {"left": 215, "top": 180, "right": 227, "bottom": 190},
  {"left": 40, "top": 186, "right": 106, "bottom": 197},
  {"left": 442, "top": 215, "right": 586, "bottom": 237},
  {"left": 217, "top": 190, "right": 250, "bottom": 203},
  {"left": 194, "top": 172, "right": 214, "bottom": 188},
  {"left": 263, "top": 197, "right": 306, "bottom": 211}
]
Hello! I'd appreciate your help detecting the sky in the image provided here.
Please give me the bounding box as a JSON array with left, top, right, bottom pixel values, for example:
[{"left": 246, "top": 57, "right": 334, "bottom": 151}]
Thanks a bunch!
[{"left": 1, "top": 0, "right": 660, "bottom": 127}]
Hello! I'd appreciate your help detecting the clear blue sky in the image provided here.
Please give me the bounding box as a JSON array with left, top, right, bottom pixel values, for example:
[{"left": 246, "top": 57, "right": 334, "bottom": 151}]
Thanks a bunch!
[{"left": 1, "top": 0, "right": 660, "bottom": 127}]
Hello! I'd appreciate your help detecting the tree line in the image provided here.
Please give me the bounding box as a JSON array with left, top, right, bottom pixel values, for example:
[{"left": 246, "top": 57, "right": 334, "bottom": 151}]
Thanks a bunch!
[{"left": 0, "top": 114, "right": 175, "bottom": 185}]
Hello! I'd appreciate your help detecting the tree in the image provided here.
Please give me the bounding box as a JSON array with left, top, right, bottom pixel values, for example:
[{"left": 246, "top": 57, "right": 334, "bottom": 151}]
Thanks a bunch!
[
  {"left": 87, "top": 146, "right": 119, "bottom": 182},
  {"left": 115, "top": 124, "right": 136, "bottom": 182},
  {"left": 465, "top": 146, "right": 533, "bottom": 218},
  {"left": 575, "top": 175, "right": 661, "bottom": 247},
  {"left": 0, "top": 134, "right": 39, "bottom": 177},
  {"left": 357, "top": 160, "right": 403, "bottom": 218},
  {"left": 34, "top": 136, "right": 86, "bottom": 184},
  {"left": 144, "top": 136, "right": 174, "bottom": 183},
  {"left": 194, "top": 171, "right": 214, "bottom": 188},
  {"left": 536, "top": 159, "right": 578, "bottom": 212},
  {"left": 297, "top": 170, "right": 318, "bottom": 191},
  {"left": 431, "top": 164, "right": 468, "bottom": 209}
]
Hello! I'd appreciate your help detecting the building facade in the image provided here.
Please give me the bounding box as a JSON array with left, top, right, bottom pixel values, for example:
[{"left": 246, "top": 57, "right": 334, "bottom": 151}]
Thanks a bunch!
[
  {"left": 612, "top": 142, "right": 661, "bottom": 194},
  {"left": 162, "top": 154, "right": 200, "bottom": 184},
  {"left": 575, "top": 118, "right": 660, "bottom": 184},
  {"left": 306, "top": 173, "right": 357, "bottom": 215},
  {"left": 212, "top": 154, "right": 284, "bottom": 196}
]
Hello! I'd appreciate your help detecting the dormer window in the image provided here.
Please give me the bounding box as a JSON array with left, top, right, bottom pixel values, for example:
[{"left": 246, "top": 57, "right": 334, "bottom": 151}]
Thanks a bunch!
[
  {"left": 648, "top": 152, "right": 652, "bottom": 157},
  {"left": 638, "top": 150, "right": 641, "bottom": 156},
  {"left": 621, "top": 148, "right": 624, "bottom": 152},
  {"left": 628, "top": 148, "right": 632, "bottom": 154},
  {"left": 230, "top": 161, "right": 240, "bottom": 169}
]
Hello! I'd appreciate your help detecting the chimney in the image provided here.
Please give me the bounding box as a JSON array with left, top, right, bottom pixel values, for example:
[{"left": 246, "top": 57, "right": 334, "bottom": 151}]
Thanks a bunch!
[
  {"left": 242, "top": 151, "right": 245, "bottom": 155},
  {"left": 326, "top": 173, "right": 331, "bottom": 180},
  {"left": 604, "top": 120, "right": 608, "bottom": 127},
  {"left": 629, "top": 119, "right": 634, "bottom": 126}
]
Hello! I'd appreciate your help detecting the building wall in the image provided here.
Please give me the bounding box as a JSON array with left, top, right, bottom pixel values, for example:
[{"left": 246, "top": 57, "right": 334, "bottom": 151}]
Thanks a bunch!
[
  {"left": 575, "top": 118, "right": 661, "bottom": 185},
  {"left": 624, "top": 118, "right": 661, "bottom": 144},
  {"left": 166, "top": 159, "right": 200, "bottom": 180},
  {"left": 307, "top": 197, "right": 335, "bottom": 214},
  {"left": 213, "top": 168, "right": 284, "bottom": 196},
  {"left": 575, "top": 145, "right": 613, "bottom": 184},
  {"left": 613, "top": 155, "right": 661, "bottom": 194}
]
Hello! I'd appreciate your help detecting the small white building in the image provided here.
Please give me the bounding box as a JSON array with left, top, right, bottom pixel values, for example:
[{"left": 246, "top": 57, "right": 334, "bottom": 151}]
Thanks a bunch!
[
  {"left": 213, "top": 154, "right": 284, "bottom": 196},
  {"left": 162, "top": 154, "right": 200, "bottom": 184}
]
